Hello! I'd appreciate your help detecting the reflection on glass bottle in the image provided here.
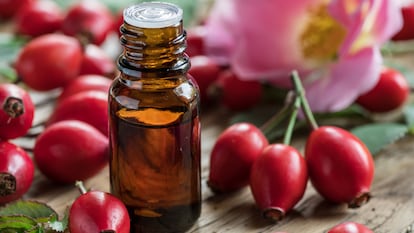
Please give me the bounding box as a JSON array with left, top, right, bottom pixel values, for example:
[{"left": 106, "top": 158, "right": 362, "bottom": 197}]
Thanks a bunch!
[{"left": 108, "top": 2, "right": 201, "bottom": 233}]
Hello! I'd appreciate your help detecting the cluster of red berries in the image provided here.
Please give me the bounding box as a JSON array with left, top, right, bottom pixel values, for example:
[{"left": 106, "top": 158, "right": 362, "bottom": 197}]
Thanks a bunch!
[
  {"left": 0, "top": 1, "right": 132, "bottom": 232},
  {"left": 207, "top": 73, "right": 376, "bottom": 232},
  {"left": 0, "top": 83, "right": 35, "bottom": 205},
  {"left": 186, "top": 26, "right": 263, "bottom": 111}
]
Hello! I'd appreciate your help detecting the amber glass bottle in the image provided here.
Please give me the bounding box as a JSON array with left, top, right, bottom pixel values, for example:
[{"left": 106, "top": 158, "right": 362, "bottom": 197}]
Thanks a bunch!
[{"left": 108, "top": 2, "right": 201, "bottom": 233}]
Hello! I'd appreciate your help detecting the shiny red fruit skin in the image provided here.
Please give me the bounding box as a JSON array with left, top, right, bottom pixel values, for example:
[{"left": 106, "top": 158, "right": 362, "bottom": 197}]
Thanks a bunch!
[
  {"left": 33, "top": 120, "right": 108, "bottom": 183},
  {"left": 79, "top": 44, "right": 116, "bottom": 77},
  {"left": 356, "top": 67, "right": 409, "bottom": 113},
  {"left": 249, "top": 144, "right": 308, "bottom": 219},
  {"left": 392, "top": 4, "right": 414, "bottom": 41},
  {"left": 189, "top": 55, "right": 221, "bottom": 104},
  {"left": 15, "top": 34, "right": 83, "bottom": 91},
  {"left": 0, "top": 0, "right": 33, "bottom": 19},
  {"left": 216, "top": 69, "right": 263, "bottom": 111},
  {"left": 69, "top": 190, "right": 130, "bottom": 233},
  {"left": 47, "top": 90, "right": 108, "bottom": 136},
  {"left": 208, "top": 122, "right": 268, "bottom": 193},
  {"left": 15, "top": 0, "right": 63, "bottom": 37},
  {"left": 113, "top": 10, "right": 123, "bottom": 37},
  {"left": 0, "top": 83, "right": 34, "bottom": 140},
  {"left": 58, "top": 74, "right": 112, "bottom": 102},
  {"left": 0, "top": 141, "right": 35, "bottom": 205},
  {"left": 186, "top": 26, "right": 206, "bottom": 57},
  {"left": 61, "top": 1, "right": 114, "bottom": 45},
  {"left": 305, "top": 126, "right": 374, "bottom": 205},
  {"left": 328, "top": 221, "right": 373, "bottom": 233}
]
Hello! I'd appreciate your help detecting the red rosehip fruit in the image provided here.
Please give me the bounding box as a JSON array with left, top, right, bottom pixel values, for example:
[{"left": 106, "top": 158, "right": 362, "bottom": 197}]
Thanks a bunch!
[
  {"left": 33, "top": 120, "right": 109, "bottom": 183},
  {"left": 69, "top": 187, "right": 130, "bottom": 233},
  {"left": 15, "top": 0, "right": 63, "bottom": 37},
  {"left": 356, "top": 67, "right": 410, "bottom": 113},
  {"left": 0, "top": 83, "right": 34, "bottom": 140},
  {"left": 61, "top": 1, "right": 114, "bottom": 45},
  {"left": 15, "top": 33, "right": 83, "bottom": 91},
  {"left": 47, "top": 90, "right": 109, "bottom": 136},
  {"left": 58, "top": 74, "right": 112, "bottom": 102},
  {"left": 186, "top": 26, "right": 206, "bottom": 57},
  {"left": 305, "top": 126, "right": 374, "bottom": 207},
  {"left": 215, "top": 69, "right": 263, "bottom": 111},
  {"left": 208, "top": 122, "right": 268, "bottom": 193},
  {"left": 392, "top": 3, "right": 414, "bottom": 41},
  {"left": 250, "top": 144, "right": 308, "bottom": 221},
  {"left": 188, "top": 55, "right": 221, "bottom": 104},
  {"left": 79, "top": 44, "right": 116, "bottom": 78},
  {"left": 0, "top": 141, "right": 35, "bottom": 205},
  {"left": 0, "top": 0, "right": 33, "bottom": 19},
  {"left": 328, "top": 221, "right": 373, "bottom": 233}
]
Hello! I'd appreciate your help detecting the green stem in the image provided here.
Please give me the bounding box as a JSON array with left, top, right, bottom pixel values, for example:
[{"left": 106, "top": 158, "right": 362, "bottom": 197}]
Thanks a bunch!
[
  {"left": 260, "top": 91, "right": 296, "bottom": 138},
  {"left": 291, "top": 70, "right": 319, "bottom": 130},
  {"left": 283, "top": 95, "right": 300, "bottom": 145}
]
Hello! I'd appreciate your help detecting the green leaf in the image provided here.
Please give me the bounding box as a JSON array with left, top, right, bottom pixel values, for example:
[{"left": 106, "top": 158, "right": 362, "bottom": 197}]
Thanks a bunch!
[
  {"left": 403, "top": 103, "right": 414, "bottom": 132},
  {"left": 0, "top": 200, "right": 69, "bottom": 233},
  {"left": 0, "top": 64, "right": 17, "bottom": 83},
  {"left": 47, "top": 208, "right": 69, "bottom": 232},
  {"left": 0, "top": 33, "right": 26, "bottom": 64},
  {"left": 0, "top": 215, "right": 38, "bottom": 233},
  {"left": 351, "top": 123, "right": 408, "bottom": 155},
  {"left": 0, "top": 200, "right": 58, "bottom": 223}
]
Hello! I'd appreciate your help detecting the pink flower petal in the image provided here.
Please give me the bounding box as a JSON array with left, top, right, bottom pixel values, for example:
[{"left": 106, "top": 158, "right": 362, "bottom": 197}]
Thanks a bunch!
[
  {"left": 329, "top": 0, "right": 403, "bottom": 55},
  {"left": 305, "top": 46, "right": 382, "bottom": 112},
  {"left": 205, "top": 0, "right": 323, "bottom": 80}
]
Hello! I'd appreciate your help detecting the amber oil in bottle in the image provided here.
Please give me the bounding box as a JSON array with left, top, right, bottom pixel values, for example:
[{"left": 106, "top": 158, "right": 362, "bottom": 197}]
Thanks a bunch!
[{"left": 108, "top": 2, "right": 201, "bottom": 233}]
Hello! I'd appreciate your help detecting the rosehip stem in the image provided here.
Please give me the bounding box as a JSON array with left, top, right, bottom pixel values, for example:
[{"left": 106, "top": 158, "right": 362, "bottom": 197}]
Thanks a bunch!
[
  {"left": 260, "top": 91, "right": 296, "bottom": 139},
  {"left": 75, "top": 180, "right": 87, "bottom": 194},
  {"left": 291, "top": 70, "right": 319, "bottom": 130},
  {"left": 283, "top": 94, "right": 300, "bottom": 145}
]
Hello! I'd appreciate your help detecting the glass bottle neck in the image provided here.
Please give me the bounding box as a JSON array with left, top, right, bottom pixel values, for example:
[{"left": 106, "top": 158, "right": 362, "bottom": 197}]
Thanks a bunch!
[{"left": 118, "top": 22, "right": 189, "bottom": 79}]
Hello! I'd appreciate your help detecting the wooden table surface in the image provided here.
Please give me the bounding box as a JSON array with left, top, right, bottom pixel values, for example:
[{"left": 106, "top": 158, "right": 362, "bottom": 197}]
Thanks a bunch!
[
  {"left": 13, "top": 78, "right": 414, "bottom": 233},
  {"left": 3, "top": 23, "right": 414, "bottom": 233}
]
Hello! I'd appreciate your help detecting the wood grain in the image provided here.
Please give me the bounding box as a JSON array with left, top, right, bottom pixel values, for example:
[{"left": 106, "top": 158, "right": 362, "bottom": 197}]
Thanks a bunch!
[{"left": 14, "top": 88, "right": 414, "bottom": 233}]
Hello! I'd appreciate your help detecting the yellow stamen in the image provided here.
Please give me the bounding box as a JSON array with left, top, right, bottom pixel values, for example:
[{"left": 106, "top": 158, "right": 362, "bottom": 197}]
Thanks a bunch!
[{"left": 300, "top": 4, "right": 346, "bottom": 63}]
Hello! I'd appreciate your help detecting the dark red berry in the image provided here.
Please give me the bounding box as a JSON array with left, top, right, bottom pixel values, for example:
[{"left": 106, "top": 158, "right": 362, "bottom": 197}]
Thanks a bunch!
[
  {"left": 305, "top": 126, "right": 374, "bottom": 207},
  {"left": 58, "top": 74, "right": 112, "bottom": 102},
  {"left": 61, "top": 1, "right": 114, "bottom": 45},
  {"left": 392, "top": 3, "right": 414, "bottom": 41},
  {"left": 186, "top": 26, "right": 206, "bottom": 57},
  {"left": 15, "top": 33, "right": 83, "bottom": 91},
  {"left": 69, "top": 188, "right": 130, "bottom": 233},
  {"left": 0, "top": 83, "right": 34, "bottom": 140},
  {"left": 46, "top": 90, "right": 109, "bottom": 136},
  {"left": 356, "top": 67, "right": 410, "bottom": 113},
  {"left": 0, "top": 141, "right": 35, "bottom": 205},
  {"left": 0, "top": 0, "right": 33, "bottom": 20},
  {"left": 34, "top": 120, "right": 109, "bottom": 184},
  {"left": 188, "top": 55, "right": 221, "bottom": 104},
  {"left": 208, "top": 122, "right": 268, "bottom": 193},
  {"left": 215, "top": 69, "right": 263, "bottom": 111},
  {"left": 15, "top": 0, "right": 63, "bottom": 37},
  {"left": 328, "top": 221, "right": 373, "bottom": 233},
  {"left": 79, "top": 44, "right": 116, "bottom": 78},
  {"left": 250, "top": 143, "right": 308, "bottom": 221}
]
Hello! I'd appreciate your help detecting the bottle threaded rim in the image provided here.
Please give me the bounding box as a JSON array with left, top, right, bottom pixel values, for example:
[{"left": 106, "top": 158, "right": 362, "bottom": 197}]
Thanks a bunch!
[{"left": 123, "top": 2, "right": 183, "bottom": 28}]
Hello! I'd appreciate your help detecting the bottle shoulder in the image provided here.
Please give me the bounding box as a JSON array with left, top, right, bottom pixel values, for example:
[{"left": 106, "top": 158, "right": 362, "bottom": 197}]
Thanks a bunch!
[{"left": 109, "top": 75, "right": 199, "bottom": 107}]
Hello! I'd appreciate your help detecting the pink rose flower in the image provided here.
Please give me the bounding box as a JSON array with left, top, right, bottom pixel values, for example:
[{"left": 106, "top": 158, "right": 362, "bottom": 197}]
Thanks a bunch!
[{"left": 204, "top": 0, "right": 403, "bottom": 112}]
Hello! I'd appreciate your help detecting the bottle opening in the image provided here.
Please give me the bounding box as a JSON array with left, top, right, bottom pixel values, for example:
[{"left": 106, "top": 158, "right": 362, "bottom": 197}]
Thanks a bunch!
[{"left": 123, "top": 2, "right": 183, "bottom": 28}]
